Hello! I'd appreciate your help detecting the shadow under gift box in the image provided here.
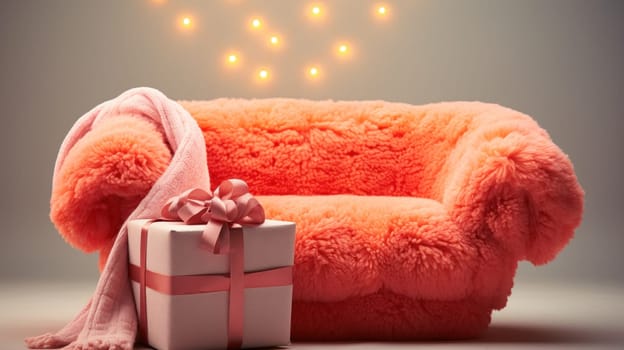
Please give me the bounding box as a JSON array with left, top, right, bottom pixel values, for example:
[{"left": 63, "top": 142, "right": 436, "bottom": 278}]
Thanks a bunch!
[{"left": 128, "top": 219, "right": 296, "bottom": 350}]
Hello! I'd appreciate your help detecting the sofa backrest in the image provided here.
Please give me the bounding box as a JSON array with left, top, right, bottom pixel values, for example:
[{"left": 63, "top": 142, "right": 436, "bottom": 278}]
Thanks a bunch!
[{"left": 180, "top": 99, "right": 503, "bottom": 199}]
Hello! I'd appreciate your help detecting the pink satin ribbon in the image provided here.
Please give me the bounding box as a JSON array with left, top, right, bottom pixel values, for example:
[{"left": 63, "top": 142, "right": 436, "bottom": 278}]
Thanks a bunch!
[
  {"left": 133, "top": 179, "right": 269, "bottom": 349},
  {"left": 129, "top": 264, "right": 292, "bottom": 295},
  {"left": 137, "top": 220, "right": 153, "bottom": 344}
]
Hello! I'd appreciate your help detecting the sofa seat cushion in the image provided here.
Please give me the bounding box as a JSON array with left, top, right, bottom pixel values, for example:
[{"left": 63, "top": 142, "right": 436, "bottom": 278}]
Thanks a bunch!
[{"left": 258, "top": 195, "right": 482, "bottom": 303}]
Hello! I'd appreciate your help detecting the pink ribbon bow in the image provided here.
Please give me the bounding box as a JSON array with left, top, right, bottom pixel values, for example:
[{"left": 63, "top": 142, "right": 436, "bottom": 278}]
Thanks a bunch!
[{"left": 160, "top": 179, "right": 266, "bottom": 254}]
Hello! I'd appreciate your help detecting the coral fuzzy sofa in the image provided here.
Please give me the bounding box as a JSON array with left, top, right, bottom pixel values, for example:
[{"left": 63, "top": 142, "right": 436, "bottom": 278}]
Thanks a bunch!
[{"left": 51, "top": 98, "right": 584, "bottom": 340}]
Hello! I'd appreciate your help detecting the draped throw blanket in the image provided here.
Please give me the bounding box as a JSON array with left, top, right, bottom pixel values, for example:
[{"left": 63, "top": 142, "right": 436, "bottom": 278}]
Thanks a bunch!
[{"left": 26, "top": 87, "right": 210, "bottom": 350}]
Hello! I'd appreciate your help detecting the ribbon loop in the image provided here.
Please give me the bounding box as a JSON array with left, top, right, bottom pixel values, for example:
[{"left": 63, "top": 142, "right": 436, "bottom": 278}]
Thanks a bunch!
[{"left": 215, "top": 179, "right": 249, "bottom": 200}]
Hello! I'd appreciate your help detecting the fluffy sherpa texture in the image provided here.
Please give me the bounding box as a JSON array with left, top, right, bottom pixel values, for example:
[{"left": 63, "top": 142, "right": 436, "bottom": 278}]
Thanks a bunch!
[
  {"left": 49, "top": 97, "right": 584, "bottom": 340},
  {"left": 28, "top": 87, "right": 209, "bottom": 349}
]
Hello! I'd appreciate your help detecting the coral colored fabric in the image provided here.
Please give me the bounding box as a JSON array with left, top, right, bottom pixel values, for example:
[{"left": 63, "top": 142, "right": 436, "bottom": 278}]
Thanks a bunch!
[
  {"left": 48, "top": 97, "right": 583, "bottom": 340},
  {"left": 27, "top": 87, "right": 209, "bottom": 349}
]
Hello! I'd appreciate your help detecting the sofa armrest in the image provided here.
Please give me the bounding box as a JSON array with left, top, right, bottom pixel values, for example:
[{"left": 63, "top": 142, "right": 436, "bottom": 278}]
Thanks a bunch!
[
  {"left": 441, "top": 107, "right": 584, "bottom": 265},
  {"left": 50, "top": 114, "right": 172, "bottom": 269}
]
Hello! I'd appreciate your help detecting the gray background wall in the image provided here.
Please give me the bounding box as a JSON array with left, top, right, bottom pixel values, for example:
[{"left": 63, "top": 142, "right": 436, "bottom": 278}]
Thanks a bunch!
[{"left": 1, "top": 0, "right": 622, "bottom": 286}]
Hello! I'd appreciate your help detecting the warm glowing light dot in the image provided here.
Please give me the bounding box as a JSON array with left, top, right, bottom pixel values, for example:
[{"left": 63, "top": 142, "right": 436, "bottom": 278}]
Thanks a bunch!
[
  {"left": 335, "top": 42, "right": 353, "bottom": 59},
  {"left": 224, "top": 52, "right": 241, "bottom": 68},
  {"left": 374, "top": 4, "right": 389, "bottom": 19},
  {"left": 182, "top": 17, "right": 191, "bottom": 26},
  {"left": 307, "top": 4, "right": 326, "bottom": 21},
  {"left": 306, "top": 66, "right": 322, "bottom": 80},
  {"left": 270, "top": 36, "right": 279, "bottom": 44},
  {"left": 251, "top": 18, "right": 262, "bottom": 28},
  {"left": 259, "top": 69, "right": 269, "bottom": 79}
]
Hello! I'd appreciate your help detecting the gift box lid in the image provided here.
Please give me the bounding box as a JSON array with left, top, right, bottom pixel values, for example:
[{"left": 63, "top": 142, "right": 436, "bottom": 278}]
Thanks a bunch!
[{"left": 128, "top": 219, "right": 295, "bottom": 276}]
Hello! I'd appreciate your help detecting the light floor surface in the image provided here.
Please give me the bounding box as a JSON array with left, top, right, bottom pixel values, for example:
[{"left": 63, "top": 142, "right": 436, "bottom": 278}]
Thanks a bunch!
[{"left": 1, "top": 281, "right": 622, "bottom": 349}]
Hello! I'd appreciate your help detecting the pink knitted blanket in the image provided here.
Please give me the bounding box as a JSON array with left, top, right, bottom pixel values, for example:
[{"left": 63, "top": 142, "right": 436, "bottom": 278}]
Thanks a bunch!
[{"left": 26, "top": 87, "right": 210, "bottom": 350}]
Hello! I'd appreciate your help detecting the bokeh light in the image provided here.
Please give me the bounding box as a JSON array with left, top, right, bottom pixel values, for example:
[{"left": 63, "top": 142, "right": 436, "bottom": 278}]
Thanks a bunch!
[
  {"left": 255, "top": 67, "right": 272, "bottom": 83},
  {"left": 306, "top": 65, "right": 323, "bottom": 81},
  {"left": 269, "top": 34, "right": 283, "bottom": 48},
  {"left": 334, "top": 41, "right": 354, "bottom": 60},
  {"left": 373, "top": 3, "right": 390, "bottom": 20},
  {"left": 249, "top": 17, "right": 264, "bottom": 30},
  {"left": 307, "top": 3, "right": 326, "bottom": 21},
  {"left": 177, "top": 14, "right": 195, "bottom": 31},
  {"left": 224, "top": 51, "right": 241, "bottom": 68}
]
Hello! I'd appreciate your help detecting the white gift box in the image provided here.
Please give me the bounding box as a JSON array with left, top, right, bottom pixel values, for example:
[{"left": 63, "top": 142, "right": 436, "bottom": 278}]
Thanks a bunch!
[{"left": 128, "top": 219, "right": 296, "bottom": 350}]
